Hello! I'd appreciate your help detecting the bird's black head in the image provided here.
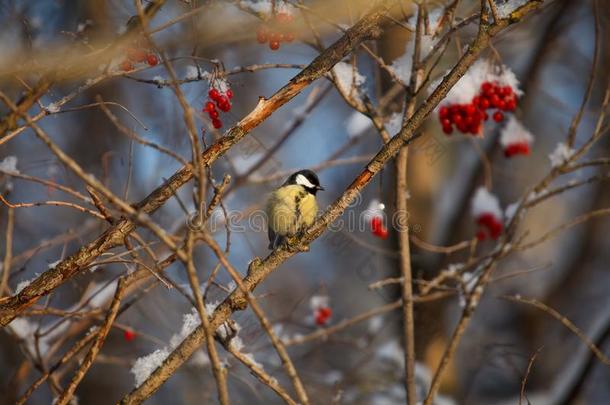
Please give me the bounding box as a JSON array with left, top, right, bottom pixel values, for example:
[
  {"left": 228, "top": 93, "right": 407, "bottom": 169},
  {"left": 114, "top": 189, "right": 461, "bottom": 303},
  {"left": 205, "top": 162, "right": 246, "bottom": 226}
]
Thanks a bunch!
[{"left": 285, "top": 169, "right": 324, "bottom": 195}]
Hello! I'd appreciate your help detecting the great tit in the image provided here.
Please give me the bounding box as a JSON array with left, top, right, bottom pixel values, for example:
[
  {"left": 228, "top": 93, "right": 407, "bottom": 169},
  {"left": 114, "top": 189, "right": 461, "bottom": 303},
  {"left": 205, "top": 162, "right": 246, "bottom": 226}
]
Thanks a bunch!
[{"left": 266, "top": 169, "right": 324, "bottom": 249}]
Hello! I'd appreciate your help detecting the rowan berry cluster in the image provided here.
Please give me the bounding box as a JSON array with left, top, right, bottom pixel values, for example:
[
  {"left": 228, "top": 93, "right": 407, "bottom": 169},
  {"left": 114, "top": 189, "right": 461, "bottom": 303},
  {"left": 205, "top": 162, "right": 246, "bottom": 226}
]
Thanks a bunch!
[
  {"left": 119, "top": 45, "right": 158, "bottom": 71},
  {"left": 256, "top": 12, "right": 295, "bottom": 51},
  {"left": 439, "top": 81, "right": 518, "bottom": 136},
  {"left": 203, "top": 87, "right": 233, "bottom": 129},
  {"left": 475, "top": 212, "right": 503, "bottom": 241}
]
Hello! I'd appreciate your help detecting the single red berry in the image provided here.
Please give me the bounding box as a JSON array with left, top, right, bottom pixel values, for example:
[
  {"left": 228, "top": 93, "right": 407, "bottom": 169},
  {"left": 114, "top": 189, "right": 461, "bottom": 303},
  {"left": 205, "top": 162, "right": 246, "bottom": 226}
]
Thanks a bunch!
[
  {"left": 120, "top": 60, "right": 134, "bottom": 71},
  {"left": 269, "top": 40, "right": 280, "bottom": 50},
  {"left": 123, "top": 329, "right": 137, "bottom": 342},
  {"left": 208, "top": 109, "right": 219, "bottom": 119},
  {"left": 146, "top": 54, "right": 158, "bottom": 66},
  {"left": 226, "top": 89, "right": 234, "bottom": 99},
  {"left": 505, "top": 99, "right": 517, "bottom": 111},
  {"left": 457, "top": 122, "right": 468, "bottom": 133},
  {"left": 284, "top": 32, "right": 295, "bottom": 42},
  {"left": 442, "top": 125, "right": 453, "bottom": 135},
  {"left": 465, "top": 104, "right": 476, "bottom": 116},
  {"left": 209, "top": 88, "right": 221, "bottom": 101},
  {"left": 451, "top": 113, "right": 463, "bottom": 125},
  {"left": 212, "top": 118, "right": 223, "bottom": 129},
  {"left": 493, "top": 111, "right": 504, "bottom": 122},
  {"left": 439, "top": 106, "right": 449, "bottom": 119},
  {"left": 480, "top": 97, "right": 490, "bottom": 110},
  {"left": 501, "top": 86, "right": 513, "bottom": 96},
  {"left": 472, "top": 96, "right": 481, "bottom": 107},
  {"left": 257, "top": 27, "right": 268, "bottom": 43},
  {"left": 204, "top": 101, "right": 216, "bottom": 112},
  {"left": 476, "top": 230, "right": 487, "bottom": 241}
]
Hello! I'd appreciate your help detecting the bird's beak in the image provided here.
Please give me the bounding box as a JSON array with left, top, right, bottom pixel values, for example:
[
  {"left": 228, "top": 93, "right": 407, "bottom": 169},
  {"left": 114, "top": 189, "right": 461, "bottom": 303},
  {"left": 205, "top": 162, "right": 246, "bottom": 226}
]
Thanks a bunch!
[{"left": 317, "top": 185, "right": 325, "bottom": 191}]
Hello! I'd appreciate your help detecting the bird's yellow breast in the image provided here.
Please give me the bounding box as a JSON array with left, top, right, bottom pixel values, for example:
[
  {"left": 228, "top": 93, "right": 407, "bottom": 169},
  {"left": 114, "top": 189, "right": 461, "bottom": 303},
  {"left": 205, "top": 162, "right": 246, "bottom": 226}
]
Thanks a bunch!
[{"left": 266, "top": 185, "right": 318, "bottom": 236}]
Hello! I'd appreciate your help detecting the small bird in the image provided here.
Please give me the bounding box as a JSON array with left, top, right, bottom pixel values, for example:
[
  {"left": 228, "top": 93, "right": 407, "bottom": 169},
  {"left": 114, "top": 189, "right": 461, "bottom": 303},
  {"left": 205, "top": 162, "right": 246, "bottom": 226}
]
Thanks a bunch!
[{"left": 266, "top": 169, "right": 324, "bottom": 250}]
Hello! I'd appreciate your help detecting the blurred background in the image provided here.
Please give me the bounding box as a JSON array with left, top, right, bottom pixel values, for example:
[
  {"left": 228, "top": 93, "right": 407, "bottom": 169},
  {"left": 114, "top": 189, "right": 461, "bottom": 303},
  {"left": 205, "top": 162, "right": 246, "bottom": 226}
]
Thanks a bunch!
[{"left": 1, "top": 0, "right": 609, "bottom": 404}]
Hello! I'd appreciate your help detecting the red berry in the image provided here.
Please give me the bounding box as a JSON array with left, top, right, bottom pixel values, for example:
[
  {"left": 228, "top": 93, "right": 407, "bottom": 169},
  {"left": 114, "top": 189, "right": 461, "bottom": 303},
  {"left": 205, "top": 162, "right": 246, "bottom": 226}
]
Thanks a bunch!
[
  {"left": 208, "top": 109, "right": 219, "bottom": 119},
  {"left": 315, "top": 307, "right": 332, "bottom": 326},
  {"left": 440, "top": 118, "right": 451, "bottom": 127},
  {"left": 216, "top": 96, "right": 231, "bottom": 112},
  {"left": 204, "top": 101, "right": 216, "bottom": 112},
  {"left": 209, "top": 88, "right": 221, "bottom": 101},
  {"left": 439, "top": 106, "right": 449, "bottom": 119},
  {"left": 472, "top": 96, "right": 481, "bottom": 107},
  {"left": 120, "top": 60, "right": 133, "bottom": 71},
  {"left": 257, "top": 27, "right": 268, "bottom": 43},
  {"left": 269, "top": 40, "right": 280, "bottom": 50},
  {"left": 226, "top": 89, "right": 234, "bottom": 99},
  {"left": 451, "top": 113, "right": 463, "bottom": 125},
  {"left": 476, "top": 230, "right": 487, "bottom": 241},
  {"left": 501, "top": 86, "right": 513, "bottom": 96},
  {"left": 457, "top": 122, "right": 468, "bottom": 133},
  {"left": 465, "top": 104, "right": 476, "bottom": 116},
  {"left": 284, "top": 32, "right": 295, "bottom": 42},
  {"left": 442, "top": 125, "right": 453, "bottom": 135},
  {"left": 146, "top": 54, "right": 158, "bottom": 66},
  {"left": 123, "top": 329, "right": 137, "bottom": 342},
  {"left": 493, "top": 111, "right": 504, "bottom": 122},
  {"left": 481, "top": 81, "right": 493, "bottom": 95},
  {"left": 371, "top": 216, "right": 383, "bottom": 233},
  {"left": 505, "top": 99, "right": 517, "bottom": 111},
  {"left": 212, "top": 118, "right": 222, "bottom": 129},
  {"left": 480, "top": 97, "right": 490, "bottom": 109}
]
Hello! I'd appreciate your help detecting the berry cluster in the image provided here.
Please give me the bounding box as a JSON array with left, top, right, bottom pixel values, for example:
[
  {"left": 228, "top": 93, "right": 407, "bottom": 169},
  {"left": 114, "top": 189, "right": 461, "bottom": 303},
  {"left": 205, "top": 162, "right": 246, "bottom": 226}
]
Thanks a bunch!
[
  {"left": 314, "top": 306, "right": 332, "bottom": 326},
  {"left": 203, "top": 87, "right": 233, "bottom": 129},
  {"left": 119, "top": 46, "right": 158, "bottom": 71},
  {"left": 504, "top": 142, "right": 530, "bottom": 157},
  {"left": 475, "top": 212, "right": 503, "bottom": 241},
  {"left": 371, "top": 216, "right": 389, "bottom": 239},
  {"left": 123, "top": 328, "right": 137, "bottom": 342},
  {"left": 439, "top": 81, "right": 518, "bottom": 136},
  {"left": 256, "top": 12, "right": 295, "bottom": 51}
]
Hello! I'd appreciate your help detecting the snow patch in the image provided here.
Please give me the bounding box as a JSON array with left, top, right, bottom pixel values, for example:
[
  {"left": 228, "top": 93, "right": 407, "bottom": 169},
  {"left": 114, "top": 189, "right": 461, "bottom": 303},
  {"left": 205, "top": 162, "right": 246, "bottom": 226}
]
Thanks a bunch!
[
  {"left": 346, "top": 112, "right": 372, "bottom": 138},
  {"left": 471, "top": 187, "right": 503, "bottom": 220},
  {"left": 500, "top": 116, "right": 533, "bottom": 147},
  {"left": 0, "top": 156, "right": 19, "bottom": 174},
  {"left": 548, "top": 142, "right": 575, "bottom": 167}
]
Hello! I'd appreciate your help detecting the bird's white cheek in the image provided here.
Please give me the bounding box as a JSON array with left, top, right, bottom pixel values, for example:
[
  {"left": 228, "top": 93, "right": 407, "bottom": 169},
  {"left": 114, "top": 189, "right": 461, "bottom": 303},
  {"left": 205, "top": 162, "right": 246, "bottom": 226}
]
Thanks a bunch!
[{"left": 296, "top": 174, "right": 315, "bottom": 189}]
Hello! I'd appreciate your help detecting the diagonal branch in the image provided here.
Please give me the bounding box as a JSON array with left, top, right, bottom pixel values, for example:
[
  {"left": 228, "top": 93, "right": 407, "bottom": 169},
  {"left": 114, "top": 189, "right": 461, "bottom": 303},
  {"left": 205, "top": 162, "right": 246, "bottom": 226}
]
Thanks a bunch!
[{"left": 119, "top": 3, "right": 544, "bottom": 403}]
